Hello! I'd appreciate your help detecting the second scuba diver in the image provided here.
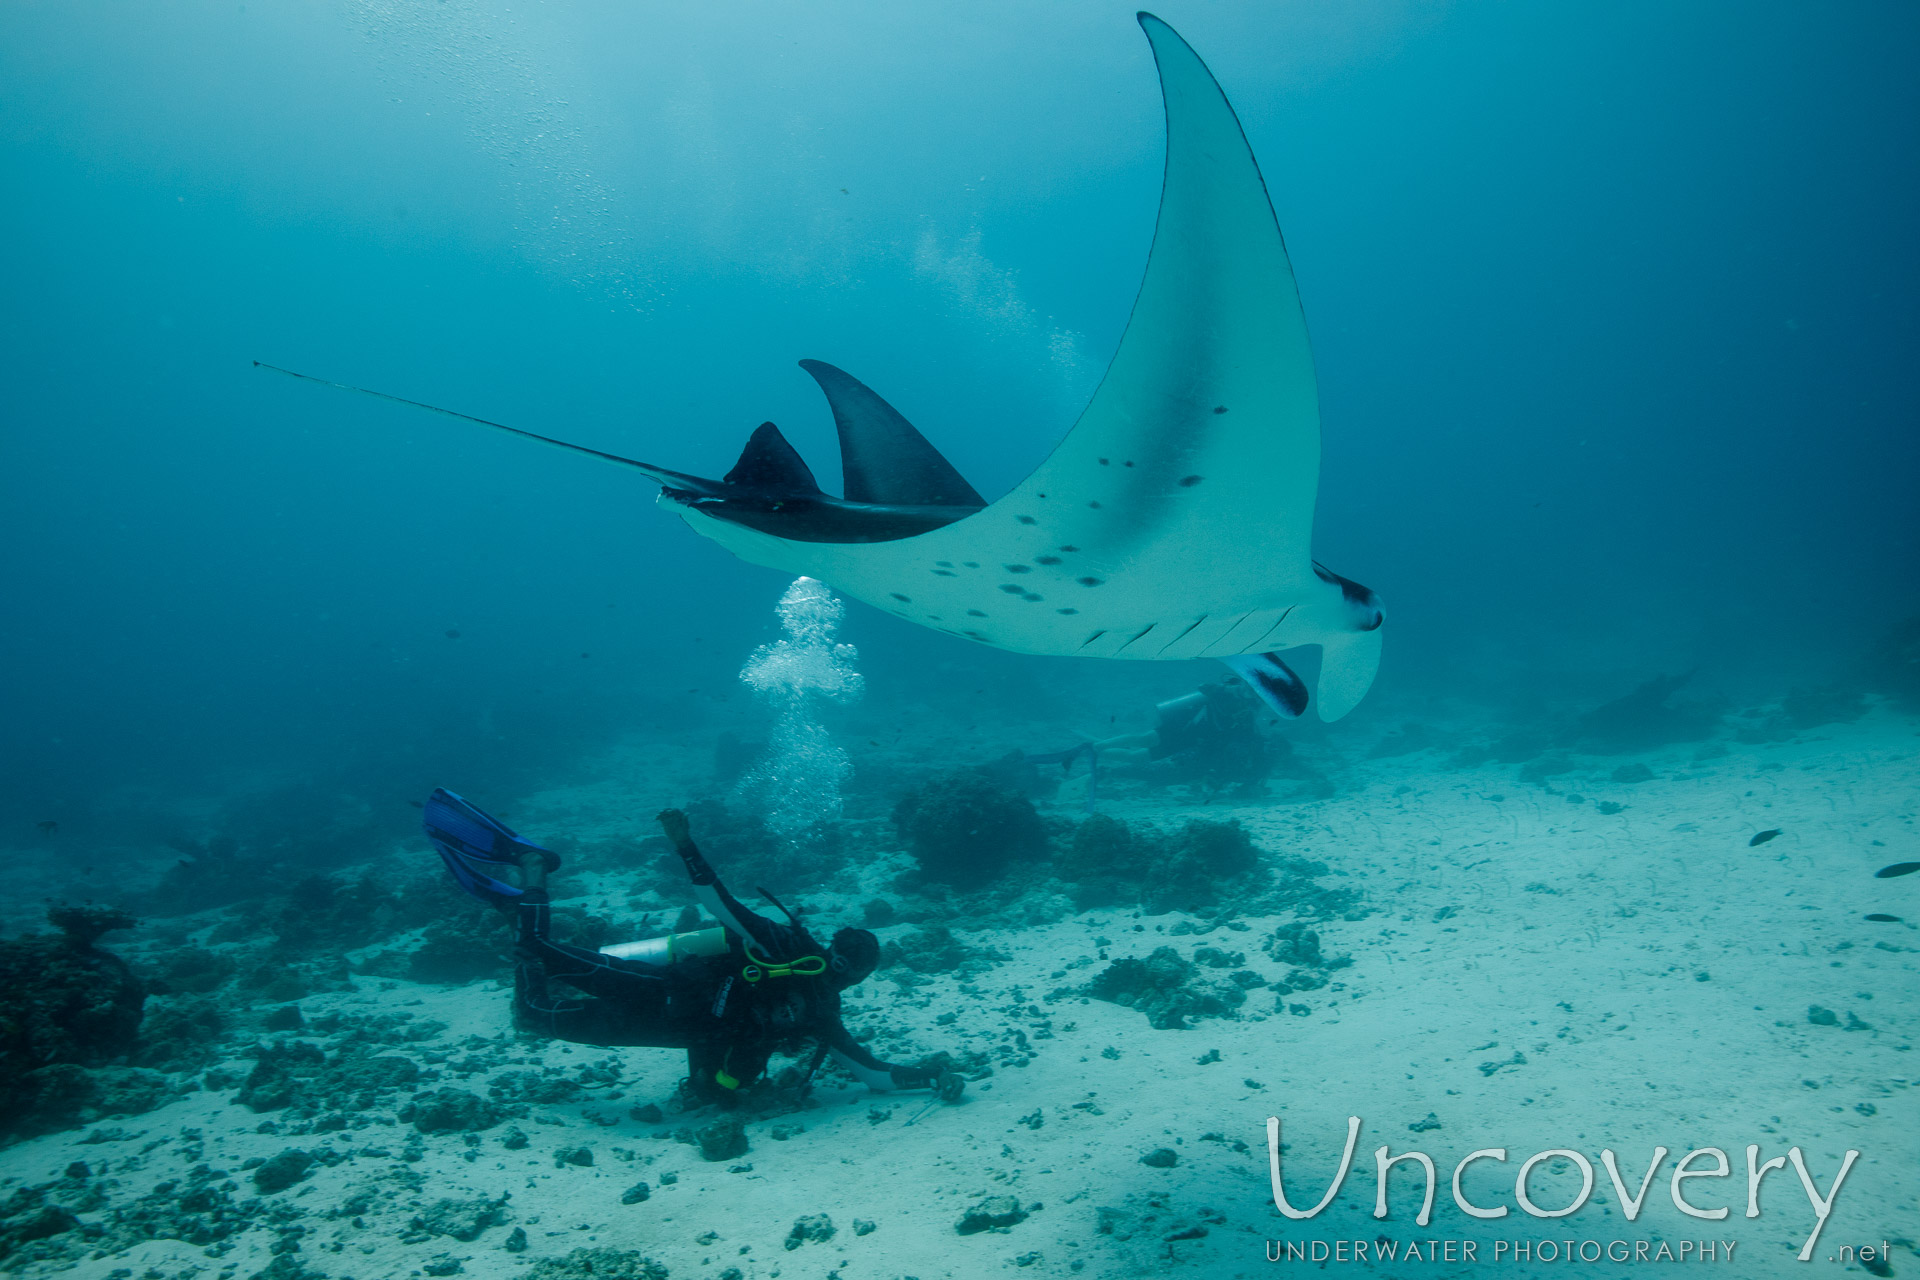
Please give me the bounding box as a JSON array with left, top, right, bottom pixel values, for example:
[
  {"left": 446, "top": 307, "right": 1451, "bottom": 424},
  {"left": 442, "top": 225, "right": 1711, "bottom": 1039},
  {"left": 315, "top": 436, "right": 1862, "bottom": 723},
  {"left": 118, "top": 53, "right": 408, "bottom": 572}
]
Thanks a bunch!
[
  {"left": 1033, "top": 676, "right": 1273, "bottom": 801},
  {"left": 424, "top": 790, "right": 959, "bottom": 1107}
]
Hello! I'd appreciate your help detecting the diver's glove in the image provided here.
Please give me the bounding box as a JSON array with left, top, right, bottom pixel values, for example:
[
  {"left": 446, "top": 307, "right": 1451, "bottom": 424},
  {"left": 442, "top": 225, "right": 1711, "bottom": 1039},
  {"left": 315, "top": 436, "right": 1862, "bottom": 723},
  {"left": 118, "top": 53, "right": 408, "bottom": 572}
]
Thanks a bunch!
[
  {"left": 657, "top": 808, "right": 692, "bottom": 847},
  {"left": 889, "top": 1065, "right": 939, "bottom": 1090},
  {"left": 657, "top": 809, "right": 717, "bottom": 886},
  {"left": 892, "top": 1054, "right": 966, "bottom": 1098}
]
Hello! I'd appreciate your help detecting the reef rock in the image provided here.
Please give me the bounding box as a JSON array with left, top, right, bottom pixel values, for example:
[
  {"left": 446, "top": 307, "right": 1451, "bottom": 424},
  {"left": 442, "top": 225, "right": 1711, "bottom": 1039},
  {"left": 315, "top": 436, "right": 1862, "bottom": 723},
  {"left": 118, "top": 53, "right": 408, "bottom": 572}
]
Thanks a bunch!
[
  {"left": 956, "top": 1195, "right": 1028, "bottom": 1235},
  {"left": 524, "top": 1248, "right": 668, "bottom": 1279},
  {"left": 1084, "top": 946, "right": 1246, "bottom": 1030},
  {"left": 892, "top": 770, "right": 1047, "bottom": 887},
  {"left": 0, "top": 907, "right": 153, "bottom": 1139}
]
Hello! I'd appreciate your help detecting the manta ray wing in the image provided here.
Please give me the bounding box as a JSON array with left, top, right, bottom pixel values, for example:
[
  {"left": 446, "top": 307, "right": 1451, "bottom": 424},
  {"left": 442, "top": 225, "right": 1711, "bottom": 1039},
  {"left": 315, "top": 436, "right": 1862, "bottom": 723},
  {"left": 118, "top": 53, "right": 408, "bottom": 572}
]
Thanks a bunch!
[
  {"left": 998, "top": 12, "right": 1323, "bottom": 599},
  {"left": 799, "top": 360, "right": 985, "bottom": 508},
  {"left": 670, "top": 14, "right": 1381, "bottom": 719}
]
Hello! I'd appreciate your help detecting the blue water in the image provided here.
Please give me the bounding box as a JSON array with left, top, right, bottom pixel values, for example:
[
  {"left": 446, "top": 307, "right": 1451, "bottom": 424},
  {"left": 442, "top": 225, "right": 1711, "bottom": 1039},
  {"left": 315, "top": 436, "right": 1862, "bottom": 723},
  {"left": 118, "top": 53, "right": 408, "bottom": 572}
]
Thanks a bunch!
[
  {"left": 0, "top": 6, "right": 1915, "bottom": 1273},
  {"left": 4, "top": 2, "right": 1915, "bottom": 833}
]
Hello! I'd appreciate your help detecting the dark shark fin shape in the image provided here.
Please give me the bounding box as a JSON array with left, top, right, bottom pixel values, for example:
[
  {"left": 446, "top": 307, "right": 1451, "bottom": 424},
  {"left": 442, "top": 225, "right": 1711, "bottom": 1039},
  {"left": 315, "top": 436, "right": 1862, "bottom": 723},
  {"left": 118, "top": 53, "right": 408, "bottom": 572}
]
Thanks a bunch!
[
  {"left": 799, "top": 359, "right": 985, "bottom": 508},
  {"left": 724, "top": 422, "right": 822, "bottom": 494}
]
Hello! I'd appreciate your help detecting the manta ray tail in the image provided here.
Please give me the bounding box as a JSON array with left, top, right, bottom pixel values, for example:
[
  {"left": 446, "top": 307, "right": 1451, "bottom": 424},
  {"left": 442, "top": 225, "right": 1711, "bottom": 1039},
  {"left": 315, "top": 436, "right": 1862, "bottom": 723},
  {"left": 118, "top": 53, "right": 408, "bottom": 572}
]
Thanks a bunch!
[
  {"left": 724, "top": 423, "right": 823, "bottom": 493},
  {"left": 799, "top": 359, "right": 985, "bottom": 507}
]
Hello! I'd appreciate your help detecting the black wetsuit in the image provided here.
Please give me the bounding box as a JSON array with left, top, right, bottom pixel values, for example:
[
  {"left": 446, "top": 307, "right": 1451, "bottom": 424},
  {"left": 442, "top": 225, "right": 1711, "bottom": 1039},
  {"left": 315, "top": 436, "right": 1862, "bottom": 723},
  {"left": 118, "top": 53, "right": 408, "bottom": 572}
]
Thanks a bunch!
[{"left": 510, "top": 841, "right": 925, "bottom": 1104}]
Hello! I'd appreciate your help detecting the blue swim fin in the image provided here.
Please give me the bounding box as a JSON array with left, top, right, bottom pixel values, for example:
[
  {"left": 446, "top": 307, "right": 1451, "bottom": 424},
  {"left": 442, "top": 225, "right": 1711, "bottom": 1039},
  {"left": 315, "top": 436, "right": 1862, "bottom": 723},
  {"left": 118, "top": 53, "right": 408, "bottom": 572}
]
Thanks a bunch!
[{"left": 423, "top": 788, "right": 558, "bottom": 906}]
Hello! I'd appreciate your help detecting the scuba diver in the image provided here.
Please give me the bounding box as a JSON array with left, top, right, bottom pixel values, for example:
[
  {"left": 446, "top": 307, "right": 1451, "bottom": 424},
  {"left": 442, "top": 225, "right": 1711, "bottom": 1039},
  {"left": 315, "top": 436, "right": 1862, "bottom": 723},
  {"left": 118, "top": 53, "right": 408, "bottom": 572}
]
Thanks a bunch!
[
  {"left": 423, "top": 789, "right": 959, "bottom": 1107},
  {"left": 1033, "top": 677, "right": 1274, "bottom": 801}
]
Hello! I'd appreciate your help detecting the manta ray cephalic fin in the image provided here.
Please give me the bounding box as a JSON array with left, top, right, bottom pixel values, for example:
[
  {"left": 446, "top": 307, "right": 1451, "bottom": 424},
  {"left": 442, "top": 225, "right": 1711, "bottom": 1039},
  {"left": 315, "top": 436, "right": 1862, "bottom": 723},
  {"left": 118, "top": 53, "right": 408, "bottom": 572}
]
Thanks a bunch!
[
  {"left": 1313, "top": 627, "right": 1382, "bottom": 721},
  {"left": 1218, "top": 652, "right": 1309, "bottom": 720},
  {"left": 798, "top": 359, "right": 985, "bottom": 508}
]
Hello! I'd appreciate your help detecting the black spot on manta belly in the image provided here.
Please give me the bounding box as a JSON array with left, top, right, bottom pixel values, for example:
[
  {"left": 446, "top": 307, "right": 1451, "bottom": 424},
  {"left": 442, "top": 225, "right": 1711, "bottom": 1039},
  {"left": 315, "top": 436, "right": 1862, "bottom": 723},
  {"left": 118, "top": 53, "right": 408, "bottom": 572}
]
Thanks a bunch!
[
  {"left": 1056, "top": 607, "right": 1078, "bottom": 615},
  {"left": 963, "top": 561, "right": 980, "bottom": 568},
  {"left": 1005, "top": 564, "right": 1031, "bottom": 573},
  {"left": 1059, "top": 545, "right": 1079, "bottom": 552},
  {"left": 1000, "top": 584, "right": 1025, "bottom": 594},
  {"left": 1078, "top": 576, "right": 1104, "bottom": 587},
  {"left": 1213, "top": 405, "right": 1228, "bottom": 414},
  {"left": 1088, "top": 500, "right": 1101, "bottom": 509},
  {"left": 890, "top": 593, "right": 911, "bottom": 602},
  {"left": 931, "top": 569, "right": 956, "bottom": 576},
  {"left": 967, "top": 609, "right": 987, "bottom": 617},
  {"left": 1016, "top": 515, "right": 1036, "bottom": 525},
  {"left": 1178, "top": 475, "right": 1204, "bottom": 487},
  {"left": 1022, "top": 593, "right": 1044, "bottom": 602},
  {"left": 936, "top": 560, "right": 953, "bottom": 567},
  {"left": 1036, "top": 555, "right": 1062, "bottom": 565},
  {"left": 1098, "top": 458, "right": 1110, "bottom": 465}
]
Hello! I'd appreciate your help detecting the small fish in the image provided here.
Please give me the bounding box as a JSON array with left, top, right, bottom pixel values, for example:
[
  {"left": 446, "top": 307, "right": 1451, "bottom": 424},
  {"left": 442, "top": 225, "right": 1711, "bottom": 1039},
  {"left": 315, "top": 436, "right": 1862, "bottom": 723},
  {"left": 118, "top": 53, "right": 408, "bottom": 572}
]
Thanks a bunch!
[
  {"left": 1875, "top": 862, "right": 1920, "bottom": 879},
  {"left": 1749, "top": 829, "right": 1782, "bottom": 846},
  {"left": 1864, "top": 914, "right": 1903, "bottom": 923},
  {"left": 36, "top": 820, "right": 57, "bottom": 836}
]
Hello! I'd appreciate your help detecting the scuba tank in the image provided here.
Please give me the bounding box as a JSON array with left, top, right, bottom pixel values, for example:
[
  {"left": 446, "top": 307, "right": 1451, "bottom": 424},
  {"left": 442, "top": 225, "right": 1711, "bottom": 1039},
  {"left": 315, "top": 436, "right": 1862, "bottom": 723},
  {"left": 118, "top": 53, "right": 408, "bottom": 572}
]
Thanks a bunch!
[
  {"left": 600, "top": 927, "right": 826, "bottom": 982},
  {"left": 1154, "top": 689, "right": 1209, "bottom": 731},
  {"left": 601, "top": 889, "right": 826, "bottom": 981},
  {"left": 598, "top": 926, "right": 731, "bottom": 965}
]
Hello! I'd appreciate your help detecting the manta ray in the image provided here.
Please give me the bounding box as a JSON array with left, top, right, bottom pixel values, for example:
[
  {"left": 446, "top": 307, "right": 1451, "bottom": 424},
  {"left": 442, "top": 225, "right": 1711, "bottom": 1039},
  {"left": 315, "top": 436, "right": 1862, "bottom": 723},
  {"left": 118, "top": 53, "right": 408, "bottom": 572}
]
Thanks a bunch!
[{"left": 266, "top": 13, "right": 1383, "bottom": 720}]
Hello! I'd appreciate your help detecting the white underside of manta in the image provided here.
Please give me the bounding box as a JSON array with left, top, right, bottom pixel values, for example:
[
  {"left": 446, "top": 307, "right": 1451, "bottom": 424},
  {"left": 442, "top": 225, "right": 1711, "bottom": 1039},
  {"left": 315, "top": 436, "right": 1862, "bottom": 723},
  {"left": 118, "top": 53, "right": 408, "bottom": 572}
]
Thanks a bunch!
[{"left": 672, "top": 14, "right": 1384, "bottom": 720}]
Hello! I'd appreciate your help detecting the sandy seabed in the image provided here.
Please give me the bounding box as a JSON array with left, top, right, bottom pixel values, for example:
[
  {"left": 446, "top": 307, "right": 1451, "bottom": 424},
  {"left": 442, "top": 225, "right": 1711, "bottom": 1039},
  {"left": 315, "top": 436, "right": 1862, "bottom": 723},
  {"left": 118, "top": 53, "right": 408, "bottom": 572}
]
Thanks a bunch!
[{"left": 3, "top": 707, "right": 1913, "bottom": 1280}]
